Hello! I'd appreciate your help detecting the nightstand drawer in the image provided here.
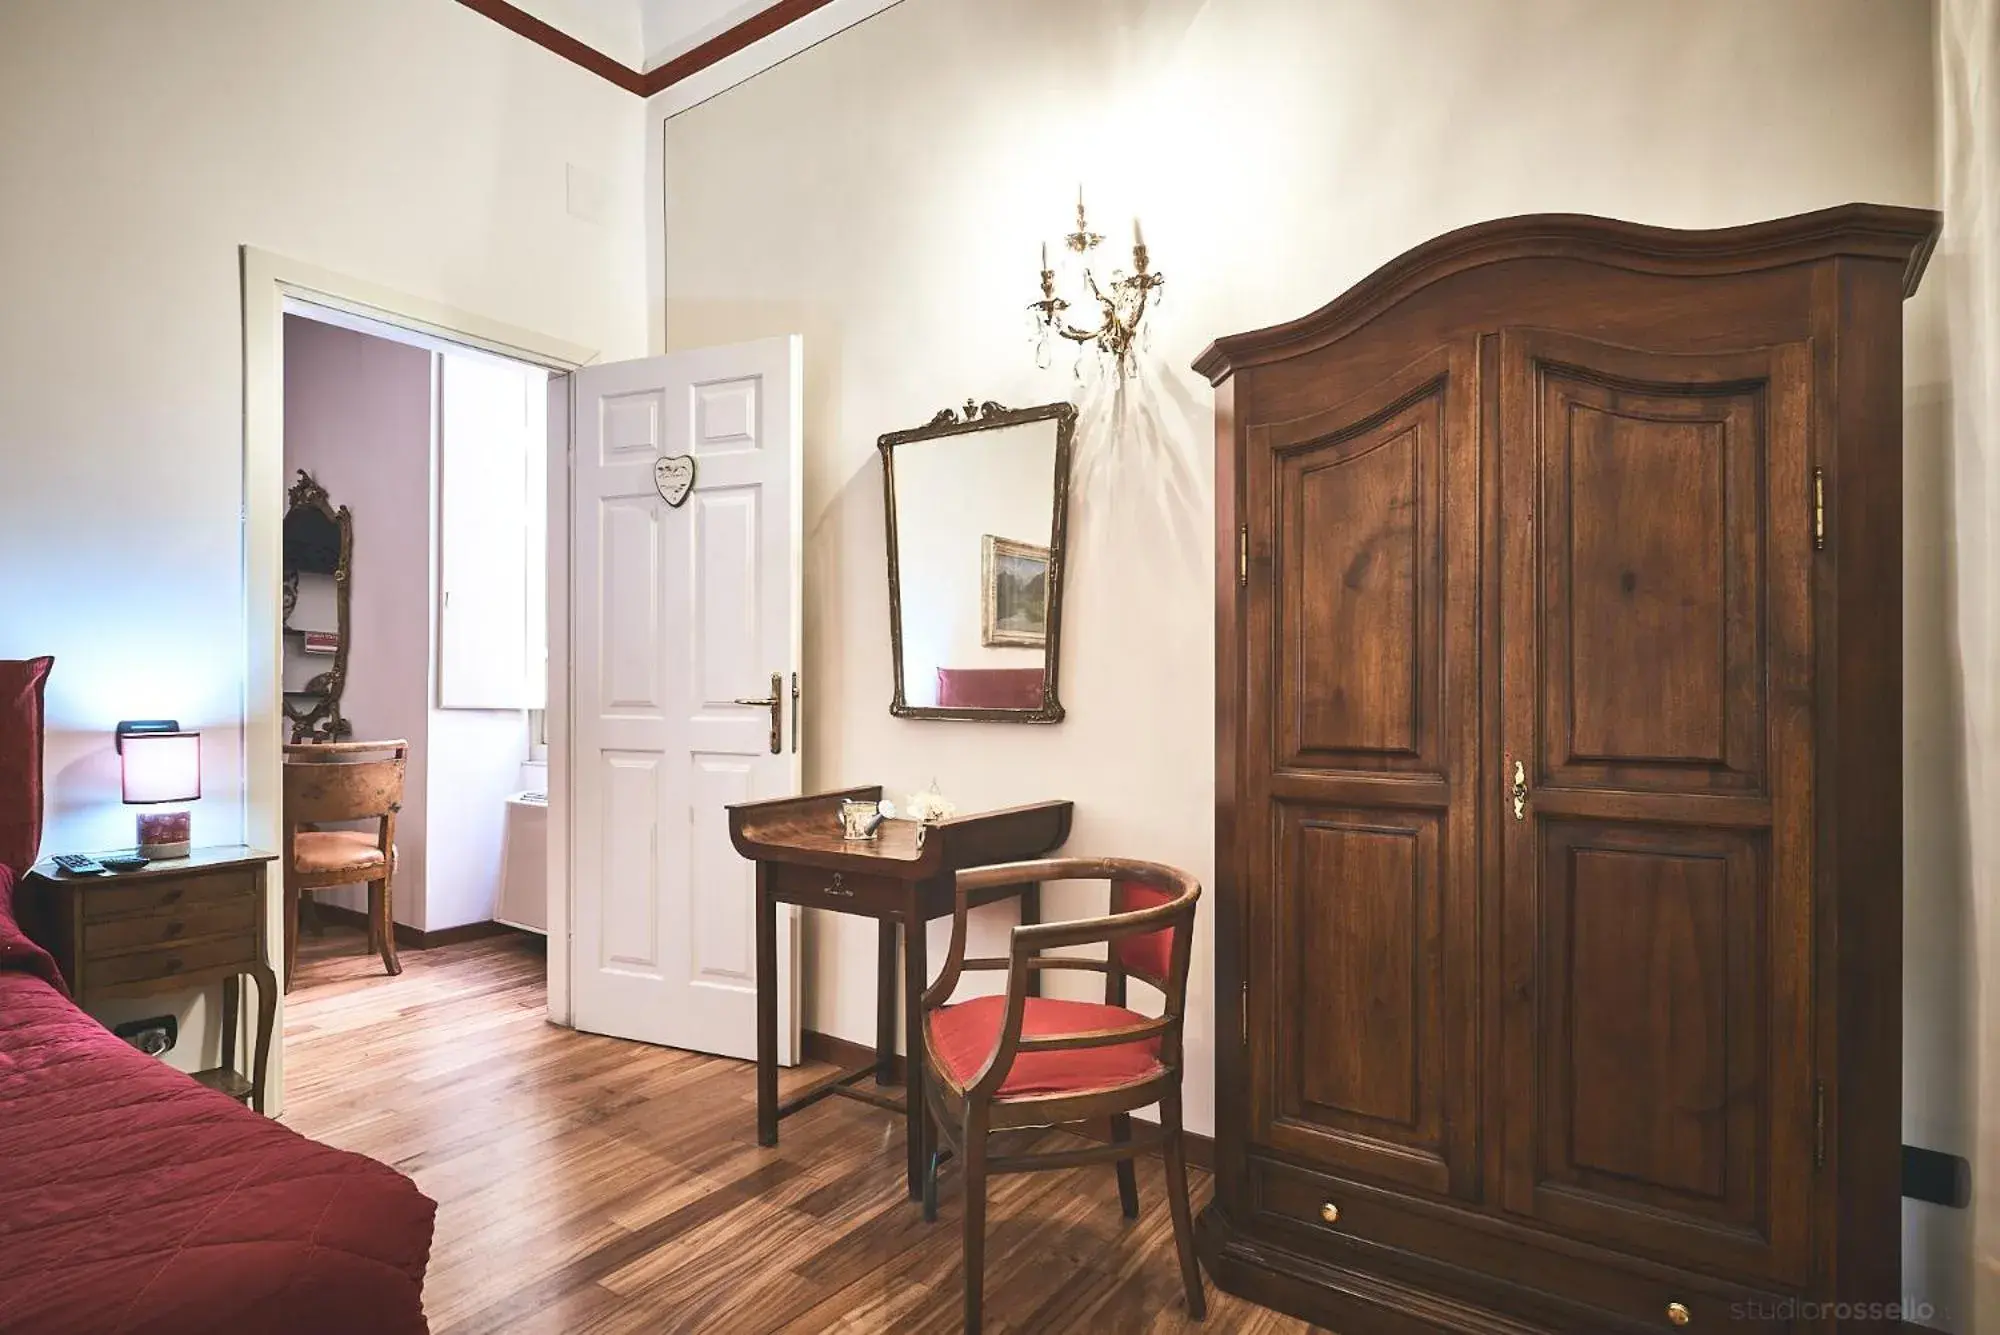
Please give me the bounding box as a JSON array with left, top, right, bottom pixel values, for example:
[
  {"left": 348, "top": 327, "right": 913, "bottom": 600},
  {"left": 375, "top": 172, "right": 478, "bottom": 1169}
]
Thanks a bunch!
[
  {"left": 87, "top": 936, "right": 257, "bottom": 988},
  {"left": 82, "top": 871, "right": 256, "bottom": 922},
  {"left": 85, "top": 899, "right": 257, "bottom": 957}
]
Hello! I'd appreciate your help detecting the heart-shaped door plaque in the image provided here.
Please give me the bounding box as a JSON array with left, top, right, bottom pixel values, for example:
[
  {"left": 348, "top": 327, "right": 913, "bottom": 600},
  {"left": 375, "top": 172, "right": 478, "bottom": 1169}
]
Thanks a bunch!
[{"left": 654, "top": 454, "right": 697, "bottom": 508}]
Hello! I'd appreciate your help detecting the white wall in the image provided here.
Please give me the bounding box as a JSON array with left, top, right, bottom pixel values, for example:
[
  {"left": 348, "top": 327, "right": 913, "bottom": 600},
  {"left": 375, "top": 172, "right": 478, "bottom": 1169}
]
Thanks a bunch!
[
  {"left": 661, "top": 0, "right": 1957, "bottom": 1320},
  {"left": 0, "top": 0, "right": 645, "bottom": 1081},
  {"left": 1937, "top": 1, "right": 1997, "bottom": 1328},
  {"left": 282, "top": 315, "right": 435, "bottom": 922}
]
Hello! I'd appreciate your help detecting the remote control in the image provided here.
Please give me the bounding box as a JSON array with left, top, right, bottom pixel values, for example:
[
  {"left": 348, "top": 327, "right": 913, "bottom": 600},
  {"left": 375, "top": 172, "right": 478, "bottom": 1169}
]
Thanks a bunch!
[{"left": 51, "top": 852, "right": 109, "bottom": 876}]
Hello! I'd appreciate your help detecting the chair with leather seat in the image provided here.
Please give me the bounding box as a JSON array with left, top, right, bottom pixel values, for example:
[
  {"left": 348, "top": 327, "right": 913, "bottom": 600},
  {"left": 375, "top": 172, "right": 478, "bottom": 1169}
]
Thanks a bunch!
[
  {"left": 281, "top": 739, "right": 406, "bottom": 990},
  {"left": 918, "top": 856, "right": 1205, "bottom": 1333}
]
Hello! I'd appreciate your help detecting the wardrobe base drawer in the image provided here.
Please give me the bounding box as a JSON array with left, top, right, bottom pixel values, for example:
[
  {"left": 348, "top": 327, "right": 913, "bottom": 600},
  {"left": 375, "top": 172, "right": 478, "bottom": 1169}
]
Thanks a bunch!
[{"left": 1246, "top": 1157, "right": 1798, "bottom": 1334}]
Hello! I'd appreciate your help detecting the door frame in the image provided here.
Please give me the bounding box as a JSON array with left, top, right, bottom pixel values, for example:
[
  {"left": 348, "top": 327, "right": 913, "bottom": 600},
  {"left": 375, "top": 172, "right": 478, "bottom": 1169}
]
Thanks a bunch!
[{"left": 241, "top": 247, "right": 597, "bottom": 1112}]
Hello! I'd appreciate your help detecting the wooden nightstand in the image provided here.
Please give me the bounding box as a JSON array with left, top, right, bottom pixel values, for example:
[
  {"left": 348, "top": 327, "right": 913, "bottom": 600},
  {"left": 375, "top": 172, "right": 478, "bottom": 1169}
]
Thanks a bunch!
[{"left": 22, "top": 845, "right": 279, "bottom": 1112}]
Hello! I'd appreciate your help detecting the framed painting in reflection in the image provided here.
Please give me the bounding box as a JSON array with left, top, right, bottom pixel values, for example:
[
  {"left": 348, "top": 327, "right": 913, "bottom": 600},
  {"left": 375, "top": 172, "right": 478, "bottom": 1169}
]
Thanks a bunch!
[{"left": 981, "top": 535, "right": 1050, "bottom": 648}]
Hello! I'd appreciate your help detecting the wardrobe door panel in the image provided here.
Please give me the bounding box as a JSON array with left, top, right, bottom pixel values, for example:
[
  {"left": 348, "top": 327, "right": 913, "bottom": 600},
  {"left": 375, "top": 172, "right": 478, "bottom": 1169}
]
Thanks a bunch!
[
  {"left": 1497, "top": 331, "right": 1814, "bottom": 1286},
  {"left": 1244, "top": 345, "right": 1480, "bottom": 1201},
  {"left": 1266, "top": 803, "right": 1450, "bottom": 1193}
]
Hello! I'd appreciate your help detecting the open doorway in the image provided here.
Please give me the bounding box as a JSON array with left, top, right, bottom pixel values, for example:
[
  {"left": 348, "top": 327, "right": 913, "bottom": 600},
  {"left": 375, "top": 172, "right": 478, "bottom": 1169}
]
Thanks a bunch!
[{"left": 277, "top": 306, "right": 555, "bottom": 1000}]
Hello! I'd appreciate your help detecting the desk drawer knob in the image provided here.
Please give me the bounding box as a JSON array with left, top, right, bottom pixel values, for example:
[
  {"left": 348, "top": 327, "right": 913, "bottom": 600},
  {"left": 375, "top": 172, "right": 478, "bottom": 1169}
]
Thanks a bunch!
[
  {"left": 1318, "top": 1202, "right": 1339, "bottom": 1225},
  {"left": 1666, "top": 1302, "right": 1690, "bottom": 1327},
  {"left": 824, "top": 873, "right": 853, "bottom": 898}
]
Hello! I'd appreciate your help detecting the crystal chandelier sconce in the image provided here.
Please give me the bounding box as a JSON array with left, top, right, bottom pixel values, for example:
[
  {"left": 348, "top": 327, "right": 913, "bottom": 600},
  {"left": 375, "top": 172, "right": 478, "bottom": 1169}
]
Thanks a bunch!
[{"left": 1030, "top": 187, "right": 1165, "bottom": 375}]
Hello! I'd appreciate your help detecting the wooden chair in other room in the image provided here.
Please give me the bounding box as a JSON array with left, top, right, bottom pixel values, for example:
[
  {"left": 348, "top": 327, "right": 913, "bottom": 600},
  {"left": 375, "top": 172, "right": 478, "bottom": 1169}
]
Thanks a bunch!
[
  {"left": 919, "top": 857, "right": 1205, "bottom": 1333},
  {"left": 281, "top": 739, "right": 407, "bottom": 991}
]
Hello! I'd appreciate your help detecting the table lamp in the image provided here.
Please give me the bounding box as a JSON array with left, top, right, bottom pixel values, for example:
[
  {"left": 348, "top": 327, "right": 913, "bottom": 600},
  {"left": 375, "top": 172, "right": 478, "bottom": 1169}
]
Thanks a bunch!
[{"left": 117, "top": 720, "right": 200, "bottom": 859}]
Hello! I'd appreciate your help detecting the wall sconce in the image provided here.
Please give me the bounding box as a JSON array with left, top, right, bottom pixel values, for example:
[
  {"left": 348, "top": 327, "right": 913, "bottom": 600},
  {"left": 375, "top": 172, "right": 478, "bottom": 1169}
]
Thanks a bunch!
[
  {"left": 117, "top": 720, "right": 201, "bottom": 859},
  {"left": 1030, "top": 187, "right": 1165, "bottom": 375}
]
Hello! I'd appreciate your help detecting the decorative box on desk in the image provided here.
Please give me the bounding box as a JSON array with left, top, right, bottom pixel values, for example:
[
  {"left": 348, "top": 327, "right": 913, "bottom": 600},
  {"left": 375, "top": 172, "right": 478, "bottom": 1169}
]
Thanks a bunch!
[
  {"left": 727, "top": 786, "right": 1072, "bottom": 1199},
  {"left": 22, "top": 845, "right": 279, "bottom": 1112}
]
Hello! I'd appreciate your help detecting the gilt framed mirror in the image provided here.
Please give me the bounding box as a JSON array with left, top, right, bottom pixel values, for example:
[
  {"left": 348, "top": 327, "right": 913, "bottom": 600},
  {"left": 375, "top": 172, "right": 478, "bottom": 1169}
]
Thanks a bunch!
[
  {"left": 282, "top": 470, "right": 353, "bottom": 743},
  {"left": 879, "top": 399, "right": 1075, "bottom": 723}
]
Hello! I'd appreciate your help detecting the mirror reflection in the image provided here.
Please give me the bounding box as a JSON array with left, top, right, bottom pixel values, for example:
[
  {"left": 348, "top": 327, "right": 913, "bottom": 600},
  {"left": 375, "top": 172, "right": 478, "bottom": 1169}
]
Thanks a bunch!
[
  {"left": 282, "top": 471, "right": 353, "bottom": 742},
  {"left": 880, "top": 401, "right": 1074, "bottom": 722}
]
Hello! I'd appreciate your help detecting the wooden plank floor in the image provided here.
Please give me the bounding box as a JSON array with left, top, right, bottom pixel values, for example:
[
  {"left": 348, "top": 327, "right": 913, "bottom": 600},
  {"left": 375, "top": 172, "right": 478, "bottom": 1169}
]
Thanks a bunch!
[{"left": 282, "top": 927, "right": 1321, "bottom": 1334}]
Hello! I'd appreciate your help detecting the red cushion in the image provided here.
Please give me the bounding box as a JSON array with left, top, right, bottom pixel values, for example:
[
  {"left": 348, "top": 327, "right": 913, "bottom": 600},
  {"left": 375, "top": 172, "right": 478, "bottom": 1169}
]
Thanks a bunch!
[
  {"left": 1112, "top": 879, "right": 1175, "bottom": 982},
  {"left": 0, "top": 657, "right": 52, "bottom": 876},
  {"left": 935, "top": 667, "right": 1045, "bottom": 709},
  {"left": 928, "top": 994, "right": 1162, "bottom": 1098}
]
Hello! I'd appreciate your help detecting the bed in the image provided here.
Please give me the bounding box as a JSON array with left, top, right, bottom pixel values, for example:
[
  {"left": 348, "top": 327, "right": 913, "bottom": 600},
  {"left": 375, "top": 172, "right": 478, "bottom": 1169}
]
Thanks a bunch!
[{"left": 0, "top": 657, "right": 436, "bottom": 1335}]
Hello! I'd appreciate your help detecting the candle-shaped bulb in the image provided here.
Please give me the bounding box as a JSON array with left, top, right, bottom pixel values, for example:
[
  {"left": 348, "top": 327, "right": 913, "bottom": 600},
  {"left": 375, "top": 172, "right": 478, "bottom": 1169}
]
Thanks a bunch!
[
  {"left": 1041, "top": 239, "right": 1048, "bottom": 270},
  {"left": 1133, "top": 216, "right": 1145, "bottom": 250}
]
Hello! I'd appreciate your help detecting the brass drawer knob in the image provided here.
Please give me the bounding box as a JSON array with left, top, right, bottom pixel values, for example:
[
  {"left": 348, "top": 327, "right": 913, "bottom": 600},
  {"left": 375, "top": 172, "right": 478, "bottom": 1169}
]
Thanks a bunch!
[
  {"left": 1666, "top": 1302, "right": 1690, "bottom": 1327},
  {"left": 1318, "top": 1202, "right": 1339, "bottom": 1224}
]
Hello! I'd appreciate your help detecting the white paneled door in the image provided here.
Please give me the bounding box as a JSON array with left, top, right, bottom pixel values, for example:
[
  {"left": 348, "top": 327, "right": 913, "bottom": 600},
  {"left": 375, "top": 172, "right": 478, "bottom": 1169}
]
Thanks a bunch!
[{"left": 569, "top": 338, "right": 802, "bottom": 1063}]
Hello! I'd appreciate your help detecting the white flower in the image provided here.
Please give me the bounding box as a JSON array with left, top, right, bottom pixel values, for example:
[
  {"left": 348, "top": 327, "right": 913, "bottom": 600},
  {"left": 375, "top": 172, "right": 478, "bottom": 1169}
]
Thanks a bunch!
[{"left": 907, "top": 787, "right": 956, "bottom": 824}]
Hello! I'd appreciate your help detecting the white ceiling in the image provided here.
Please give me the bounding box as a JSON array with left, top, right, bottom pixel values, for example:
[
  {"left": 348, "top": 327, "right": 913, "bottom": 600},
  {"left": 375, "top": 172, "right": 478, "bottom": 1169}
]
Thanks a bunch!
[{"left": 507, "top": 0, "right": 782, "bottom": 71}]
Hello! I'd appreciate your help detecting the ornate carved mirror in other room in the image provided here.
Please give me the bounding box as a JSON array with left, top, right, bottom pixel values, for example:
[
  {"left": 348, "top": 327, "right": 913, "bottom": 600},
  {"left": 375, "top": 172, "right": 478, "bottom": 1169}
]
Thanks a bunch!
[
  {"left": 880, "top": 400, "right": 1075, "bottom": 723},
  {"left": 282, "top": 471, "right": 353, "bottom": 743}
]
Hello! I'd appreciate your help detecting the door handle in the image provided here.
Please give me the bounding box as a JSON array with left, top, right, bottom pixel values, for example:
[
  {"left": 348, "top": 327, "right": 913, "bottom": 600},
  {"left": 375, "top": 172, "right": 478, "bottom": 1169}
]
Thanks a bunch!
[
  {"left": 1509, "top": 758, "right": 1528, "bottom": 822},
  {"left": 733, "top": 672, "right": 783, "bottom": 754}
]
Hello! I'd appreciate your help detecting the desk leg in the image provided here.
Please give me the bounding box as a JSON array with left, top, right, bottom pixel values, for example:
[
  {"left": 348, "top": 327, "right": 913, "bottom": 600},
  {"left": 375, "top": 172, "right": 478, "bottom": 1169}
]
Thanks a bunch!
[
  {"left": 249, "top": 959, "right": 277, "bottom": 1114},
  {"left": 1021, "top": 882, "right": 1042, "bottom": 998},
  {"left": 219, "top": 973, "right": 240, "bottom": 1077},
  {"left": 902, "top": 905, "right": 929, "bottom": 1200},
  {"left": 755, "top": 864, "right": 779, "bottom": 1148},
  {"left": 876, "top": 919, "right": 898, "bottom": 1085}
]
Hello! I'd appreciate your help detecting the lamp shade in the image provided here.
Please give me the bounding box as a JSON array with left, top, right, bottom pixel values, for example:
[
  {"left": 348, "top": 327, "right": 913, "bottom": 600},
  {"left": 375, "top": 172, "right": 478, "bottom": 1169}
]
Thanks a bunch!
[{"left": 120, "top": 730, "right": 201, "bottom": 805}]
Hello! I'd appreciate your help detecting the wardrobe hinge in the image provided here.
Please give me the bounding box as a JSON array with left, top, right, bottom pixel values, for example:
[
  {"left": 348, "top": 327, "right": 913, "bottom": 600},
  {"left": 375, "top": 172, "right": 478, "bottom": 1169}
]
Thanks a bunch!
[
  {"left": 1814, "top": 1081, "right": 1826, "bottom": 1169},
  {"left": 1240, "top": 982, "right": 1248, "bottom": 1045},
  {"left": 1813, "top": 468, "right": 1825, "bottom": 550},
  {"left": 1237, "top": 525, "right": 1249, "bottom": 587}
]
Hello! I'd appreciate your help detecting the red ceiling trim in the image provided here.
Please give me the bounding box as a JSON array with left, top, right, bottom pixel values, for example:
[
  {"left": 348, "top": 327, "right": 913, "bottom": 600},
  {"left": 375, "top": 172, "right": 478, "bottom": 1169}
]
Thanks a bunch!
[
  {"left": 638, "top": 0, "right": 839, "bottom": 95},
  {"left": 453, "top": 0, "right": 841, "bottom": 98},
  {"left": 454, "top": 0, "right": 648, "bottom": 94}
]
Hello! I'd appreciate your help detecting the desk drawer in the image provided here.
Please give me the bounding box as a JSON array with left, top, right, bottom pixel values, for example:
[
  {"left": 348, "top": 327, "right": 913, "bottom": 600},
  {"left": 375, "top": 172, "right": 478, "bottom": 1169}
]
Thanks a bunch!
[
  {"left": 83, "top": 871, "right": 256, "bottom": 922},
  {"left": 86, "top": 899, "right": 257, "bottom": 956},
  {"left": 87, "top": 936, "right": 256, "bottom": 989},
  {"left": 767, "top": 864, "right": 904, "bottom": 915}
]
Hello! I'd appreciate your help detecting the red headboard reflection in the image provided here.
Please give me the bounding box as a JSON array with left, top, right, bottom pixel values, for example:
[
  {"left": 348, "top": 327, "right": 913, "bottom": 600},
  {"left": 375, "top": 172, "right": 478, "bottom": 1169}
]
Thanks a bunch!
[{"left": 935, "top": 667, "right": 1045, "bottom": 710}]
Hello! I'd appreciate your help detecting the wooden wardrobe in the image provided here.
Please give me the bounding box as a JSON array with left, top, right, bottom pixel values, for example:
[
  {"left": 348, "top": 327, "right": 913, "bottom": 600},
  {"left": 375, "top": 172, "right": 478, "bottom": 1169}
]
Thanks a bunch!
[{"left": 1201, "top": 206, "right": 1938, "bottom": 1334}]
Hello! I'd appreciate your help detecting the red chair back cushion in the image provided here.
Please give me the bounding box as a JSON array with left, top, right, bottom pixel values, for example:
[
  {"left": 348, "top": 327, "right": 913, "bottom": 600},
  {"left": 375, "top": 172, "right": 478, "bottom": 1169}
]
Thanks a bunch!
[
  {"left": 1112, "top": 878, "right": 1175, "bottom": 983},
  {"left": 0, "top": 658, "right": 52, "bottom": 876}
]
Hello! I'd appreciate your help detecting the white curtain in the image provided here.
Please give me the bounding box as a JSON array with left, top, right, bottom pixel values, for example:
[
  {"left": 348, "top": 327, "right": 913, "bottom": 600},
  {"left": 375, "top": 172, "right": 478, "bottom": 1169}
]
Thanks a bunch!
[{"left": 1941, "top": 0, "right": 2000, "bottom": 1328}]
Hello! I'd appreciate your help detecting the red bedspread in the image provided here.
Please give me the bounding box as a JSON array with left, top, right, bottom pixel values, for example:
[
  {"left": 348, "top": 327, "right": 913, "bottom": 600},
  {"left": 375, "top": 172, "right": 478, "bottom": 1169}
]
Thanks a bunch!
[{"left": 0, "top": 865, "right": 436, "bottom": 1334}]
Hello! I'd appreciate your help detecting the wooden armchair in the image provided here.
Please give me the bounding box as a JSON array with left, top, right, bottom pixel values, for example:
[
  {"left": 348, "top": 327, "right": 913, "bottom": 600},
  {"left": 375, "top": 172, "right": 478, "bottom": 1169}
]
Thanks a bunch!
[
  {"left": 281, "top": 740, "right": 406, "bottom": 991},
  {"left": 918, "top": 856, "right": 1205, "bottom": 1333}
]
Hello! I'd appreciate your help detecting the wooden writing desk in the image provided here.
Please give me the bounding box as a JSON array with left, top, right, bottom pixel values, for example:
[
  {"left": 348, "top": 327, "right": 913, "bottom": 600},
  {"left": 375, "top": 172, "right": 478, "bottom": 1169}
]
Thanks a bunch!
[{"left": 727, "top": 786, "right": 1072, "bottom": 1199}]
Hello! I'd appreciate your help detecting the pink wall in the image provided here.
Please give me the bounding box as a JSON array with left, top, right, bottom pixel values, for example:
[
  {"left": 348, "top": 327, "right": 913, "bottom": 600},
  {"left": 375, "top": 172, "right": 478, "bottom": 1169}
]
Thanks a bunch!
[{"left": 282, "top": 315, "right": 432, "bottom": 924}]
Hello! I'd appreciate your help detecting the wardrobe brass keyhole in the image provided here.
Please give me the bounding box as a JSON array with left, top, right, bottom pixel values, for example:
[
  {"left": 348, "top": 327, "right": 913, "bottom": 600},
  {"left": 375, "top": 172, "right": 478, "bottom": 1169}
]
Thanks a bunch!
[{"left": 1318, "top": 1202, "right": 1339, "bottom": 1225}]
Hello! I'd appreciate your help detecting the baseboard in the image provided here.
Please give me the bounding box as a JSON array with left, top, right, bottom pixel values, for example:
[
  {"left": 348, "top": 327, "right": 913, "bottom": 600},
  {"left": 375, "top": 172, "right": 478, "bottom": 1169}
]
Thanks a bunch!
[
  {"left": 799, "top": 1027, "right": 1214, "bottom": 1172},
  {"left": 312, "top": 902, "right": 520, "bottom": 951},
  {"left": 804, "top": 1027, "right": 898, "bottom": 1078}
]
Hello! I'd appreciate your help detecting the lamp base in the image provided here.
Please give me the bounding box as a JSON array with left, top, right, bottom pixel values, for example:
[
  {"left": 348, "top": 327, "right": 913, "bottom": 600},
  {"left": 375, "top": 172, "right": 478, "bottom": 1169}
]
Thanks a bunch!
[{"left": 135, "top": 811, "right": 191, "bottom": 861}]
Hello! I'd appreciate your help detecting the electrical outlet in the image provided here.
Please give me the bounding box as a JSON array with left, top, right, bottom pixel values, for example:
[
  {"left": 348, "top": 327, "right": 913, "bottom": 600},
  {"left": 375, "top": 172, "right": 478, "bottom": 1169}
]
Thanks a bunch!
[{"left": 112, "top": 1015, "right": 177, "bottom": 1057}]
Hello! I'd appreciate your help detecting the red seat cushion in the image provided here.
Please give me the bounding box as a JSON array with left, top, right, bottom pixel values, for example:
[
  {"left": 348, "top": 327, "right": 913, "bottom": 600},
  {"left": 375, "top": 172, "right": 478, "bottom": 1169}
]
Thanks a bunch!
[{"left": 928, "top": 994, "right": 1163, "bottom": 1098}]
